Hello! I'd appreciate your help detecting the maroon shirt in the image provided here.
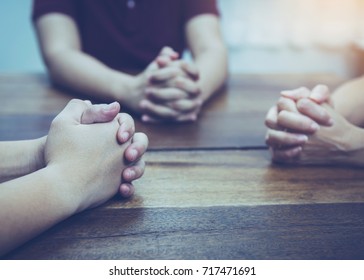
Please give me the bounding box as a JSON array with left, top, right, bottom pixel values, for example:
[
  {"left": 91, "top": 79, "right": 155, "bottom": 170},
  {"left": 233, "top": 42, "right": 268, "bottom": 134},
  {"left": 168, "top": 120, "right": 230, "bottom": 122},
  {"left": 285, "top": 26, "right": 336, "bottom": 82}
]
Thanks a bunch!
[{"left": 32, "top": 0, "right": 219, "bottom": 72}]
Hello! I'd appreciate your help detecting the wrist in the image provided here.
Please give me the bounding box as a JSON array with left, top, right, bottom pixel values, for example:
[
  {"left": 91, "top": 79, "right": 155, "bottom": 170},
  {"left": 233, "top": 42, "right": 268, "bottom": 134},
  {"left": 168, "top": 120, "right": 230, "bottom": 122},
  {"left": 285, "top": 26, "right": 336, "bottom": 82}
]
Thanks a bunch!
[
  {"left": 109, "top": 72, "right": 146, "bottom": 113},
  {"left": 345, "top": 127, "right": 364, "bottom": 167},
  {"left": 197, "top": 79, "right": 216, "bottom": 103},
  {"left": 109, "top": 71, "right": 136, "bottom": 102},
  {"left": 124, "top": 73, "right": 148, "bottom": 113},
  {"left": 30, "top": 136, "right": 47, "bottom": 172},
  {"left": 0, "top": 137, "right": 47, "bottom": 183},
  {"left": 42, "top": 163, "right": 83, "bottom": 215}
]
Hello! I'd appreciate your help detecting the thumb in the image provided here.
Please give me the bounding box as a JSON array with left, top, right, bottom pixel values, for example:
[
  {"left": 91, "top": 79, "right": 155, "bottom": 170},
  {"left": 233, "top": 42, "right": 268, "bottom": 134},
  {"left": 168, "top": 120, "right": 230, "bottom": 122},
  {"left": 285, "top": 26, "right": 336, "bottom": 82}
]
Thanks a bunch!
[
  {"left": 159, "top": 46, "right": 179, "bottom": 59},
  {"left": 155, "top": 46, "right": 179, "bottom": 68},
  {"left": 280, "top": 87, "right": 310, "bottom": 101},
  {"left": 309, "top": 85, "right": 331, "bottom": 104},
  {"left": 56, "top": 99, "right": 89, "bottom": 124},
  {"left": 81, "top": 102, "right": 120, "bottom": 124}
]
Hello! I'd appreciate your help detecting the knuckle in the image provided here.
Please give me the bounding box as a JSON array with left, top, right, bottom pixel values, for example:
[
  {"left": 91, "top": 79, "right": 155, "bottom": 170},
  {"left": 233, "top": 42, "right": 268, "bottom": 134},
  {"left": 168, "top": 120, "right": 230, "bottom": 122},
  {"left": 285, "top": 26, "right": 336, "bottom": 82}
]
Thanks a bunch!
[
  {"left": 175, "top": 76, "right": 186, "bottom": 87},
  {"left": 50, "top": 114, "right": 66, "bottom": 129},
  {"left": 277, "top": 110, "right": 288, "bottom": 123},
  {"left": 265, "top": 117, "right": 276, "bottom": 128},
  {"left": 316, "top": 84, "right": 328, "bottom": 91},
  {"left": 277, "top": 97, "right": 288, "bottom": 110},
  {"left": 50, "top": 117, "right": 62, "bottom": 129},
  {"left": 121, "top": 113, "right": 135, "bottom": 127},
  {"left": 299, "top": 119, "right": 311, "bottom": 130},
  {"left": 297, "top": 98, "right": 310, "bottom": 112}
]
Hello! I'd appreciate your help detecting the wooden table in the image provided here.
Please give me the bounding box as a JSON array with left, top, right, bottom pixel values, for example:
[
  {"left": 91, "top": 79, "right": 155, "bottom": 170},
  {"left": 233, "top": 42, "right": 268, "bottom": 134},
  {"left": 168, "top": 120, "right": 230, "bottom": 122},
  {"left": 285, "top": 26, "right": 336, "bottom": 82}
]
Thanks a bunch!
[{"left": 1, "top": 73, "right": 364, "bottom": 260}]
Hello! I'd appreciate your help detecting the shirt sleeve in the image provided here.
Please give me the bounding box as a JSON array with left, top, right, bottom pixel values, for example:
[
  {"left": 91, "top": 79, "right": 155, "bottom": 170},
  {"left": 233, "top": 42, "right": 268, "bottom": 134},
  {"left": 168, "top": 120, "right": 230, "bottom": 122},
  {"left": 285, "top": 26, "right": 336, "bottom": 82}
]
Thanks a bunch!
[
  {"left": 183, "top": 0, "right": 219, "bottom": 22},
  {"left": 32, "top": 0, "right": 78, "bottom": 22}
]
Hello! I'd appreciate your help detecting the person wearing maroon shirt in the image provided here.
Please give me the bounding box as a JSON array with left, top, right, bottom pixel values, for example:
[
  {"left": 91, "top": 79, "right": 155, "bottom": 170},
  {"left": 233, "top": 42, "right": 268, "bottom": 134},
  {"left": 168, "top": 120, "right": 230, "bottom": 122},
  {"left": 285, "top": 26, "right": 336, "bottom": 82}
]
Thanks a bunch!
[{"left": 32, "top": 0, "right": 228, "bottom": 122}]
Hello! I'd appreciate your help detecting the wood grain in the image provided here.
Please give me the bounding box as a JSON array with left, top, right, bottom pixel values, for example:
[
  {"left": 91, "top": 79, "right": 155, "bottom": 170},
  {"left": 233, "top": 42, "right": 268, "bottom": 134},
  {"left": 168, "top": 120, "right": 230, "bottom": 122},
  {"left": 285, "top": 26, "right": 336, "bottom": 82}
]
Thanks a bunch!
[
  {"left": 6, "top": 203, "right": 364, "bottom": 260},
  {"left": 2, "top": 73, "right": 363, "bottom": 261},
  {"left": 0, "top": 73, "right": 344, "bottom": 149},
  {"left": 116, "top": 150, "right": 364, "bottom": 208}
]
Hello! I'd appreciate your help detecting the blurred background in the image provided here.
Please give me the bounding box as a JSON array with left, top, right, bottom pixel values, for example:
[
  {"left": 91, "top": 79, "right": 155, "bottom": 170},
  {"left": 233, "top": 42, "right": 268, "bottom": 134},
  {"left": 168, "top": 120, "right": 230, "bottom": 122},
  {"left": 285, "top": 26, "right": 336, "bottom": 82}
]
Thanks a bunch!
[
  {"left": 0, "top": 1, "right": 44, "bottom": 72},
  {"left": 1, "top": 0, "right": 364, "bottom": 78}
]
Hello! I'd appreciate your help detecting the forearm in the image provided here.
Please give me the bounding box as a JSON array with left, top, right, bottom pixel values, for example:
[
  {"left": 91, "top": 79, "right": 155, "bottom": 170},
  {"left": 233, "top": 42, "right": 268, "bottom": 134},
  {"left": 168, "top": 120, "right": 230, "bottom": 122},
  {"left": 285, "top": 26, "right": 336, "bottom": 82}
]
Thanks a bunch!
[
  {"left": 35, "top": 14, "right": 139, "bottom": 104},
  {"left": 44, "top": 50, "right": 136, "bottom": 103},
  {"left": 0, "top": 137, "right": 46, "bottom": 183},
  {"left": 343, "top": 126, "right": 364, "bottom": 166},
  {"left": 194, "top": 44, "right": 228, "bottom": 101},
  {"left": 0, "top": 166, "right": 76, "bottom": 256},
  {"left": 332, "top": 76, "right": 364, "bottom": 127},
  {"left": 185, "top": 15, "right": 228, "bottom": 102},
  {"left": 303, "top": 105, "right": 364, "bottom": 167}
]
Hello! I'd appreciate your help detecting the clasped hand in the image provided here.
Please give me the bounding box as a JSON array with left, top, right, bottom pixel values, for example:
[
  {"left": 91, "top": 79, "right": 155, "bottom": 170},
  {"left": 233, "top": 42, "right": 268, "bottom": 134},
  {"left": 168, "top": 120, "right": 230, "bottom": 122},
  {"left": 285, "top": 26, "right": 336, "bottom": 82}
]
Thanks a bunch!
[
  {"left": 45, "top": 99, "right": 148, "bottom": 212},
  {"left": 265, "top": 85, "right": 364, "bottom": 166},
  {"left": 139, "top": 47, "right": 203, "bottom": 122}
]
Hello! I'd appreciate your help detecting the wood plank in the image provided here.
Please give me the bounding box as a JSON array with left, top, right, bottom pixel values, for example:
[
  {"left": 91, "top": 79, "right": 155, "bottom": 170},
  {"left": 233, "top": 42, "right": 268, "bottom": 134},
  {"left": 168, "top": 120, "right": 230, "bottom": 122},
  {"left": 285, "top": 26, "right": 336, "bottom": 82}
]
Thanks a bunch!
[
  {"left": 0, "top": 73, "right": 343, "bottom": 114},
  {"left": 0, "top": 115, "right": 52, "bottom": 140},
  {"left": 115, "top": 150, "right": 364, "bottom": 208},
  {"left": 5, "top": 203, "right": 364, "bottom": 260},
  {"left": 0, "top": 74, "right": 70, "bottom": 115},
  {"left": 0, "top": 73, "right": 344, "bottom": 149},
  {"left": 2, "top": 74, "right": 361, "bottom": 261},
  {"left": 0, "top": 113, "right": 261, "bottom": 148}
]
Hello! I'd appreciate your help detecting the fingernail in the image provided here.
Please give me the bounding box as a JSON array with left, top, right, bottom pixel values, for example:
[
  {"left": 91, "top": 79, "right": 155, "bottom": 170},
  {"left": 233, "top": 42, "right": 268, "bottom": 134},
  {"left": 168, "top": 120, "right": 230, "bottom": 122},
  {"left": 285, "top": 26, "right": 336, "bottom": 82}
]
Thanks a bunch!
[
  {"left": 327, "top": 118, "right": 334, "bottom": 126},
  {"left": 102, "top": 102, "right": 118, "bottom": 112},
  {"left": 129, "top": 149, "right": 138, "bottom": 161},
  {"left": 120, "top": 132, "right": 129, "bottom": 142},
  {"left": 310, "top": 122, "right": 320, "bottom": 131},
  {"left": 297, "top": 135, "right": 308, "bottom": 142},
  {"left": 121, "top": 184, "right": 131, "bottom": 196},
  {"left": 291, "top": 146, "right": 302, "bottom": 156},
  {"left": 127, "top": 169, "right": 136, "bottom": 179}
]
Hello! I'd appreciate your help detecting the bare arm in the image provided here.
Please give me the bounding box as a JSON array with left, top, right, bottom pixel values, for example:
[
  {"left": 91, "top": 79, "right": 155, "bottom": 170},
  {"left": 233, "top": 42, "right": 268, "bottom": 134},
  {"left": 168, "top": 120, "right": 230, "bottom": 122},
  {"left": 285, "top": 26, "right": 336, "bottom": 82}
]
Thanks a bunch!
[
  {"left": 0, "top": 166, "right": 76, "bottom": 256},
  {"left": 139, "top": 15, "right": 228, "bottom": 122},
  {"left": 0, "top": 138, "right": 46, "bottom": 183},
  {"left": 331, "top": 77, "right": 364, "bottom": 127},
  {"left": 265, "top": 85, "right": 364, "bottom": 166},
  {"left": 185, "top": 14, "right": 228, "bottom": 101},
  {"left": 34, "top": 14, "right": 145, "bottom": 111}
]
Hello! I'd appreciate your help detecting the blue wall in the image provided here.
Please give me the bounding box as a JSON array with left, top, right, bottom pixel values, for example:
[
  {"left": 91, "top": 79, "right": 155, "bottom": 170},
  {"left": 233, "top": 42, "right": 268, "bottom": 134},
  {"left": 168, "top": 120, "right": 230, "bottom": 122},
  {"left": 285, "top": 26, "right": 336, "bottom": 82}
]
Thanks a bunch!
[{"left": 0, "top": 1, "right": 45, "bottom": 72}]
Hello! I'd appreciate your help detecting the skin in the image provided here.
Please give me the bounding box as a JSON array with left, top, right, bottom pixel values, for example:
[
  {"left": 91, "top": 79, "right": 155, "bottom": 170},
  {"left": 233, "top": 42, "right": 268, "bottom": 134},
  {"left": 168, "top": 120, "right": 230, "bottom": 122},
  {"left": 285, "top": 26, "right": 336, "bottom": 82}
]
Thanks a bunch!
[
  {"left": 265, "top": 82, "right": 364, "bottom": 166},
  {"left": 0, "top": 100, "right": 148, "bottom": 256},
  {"left": 34, "top": 12, "right": 227, "bottom": 123}
]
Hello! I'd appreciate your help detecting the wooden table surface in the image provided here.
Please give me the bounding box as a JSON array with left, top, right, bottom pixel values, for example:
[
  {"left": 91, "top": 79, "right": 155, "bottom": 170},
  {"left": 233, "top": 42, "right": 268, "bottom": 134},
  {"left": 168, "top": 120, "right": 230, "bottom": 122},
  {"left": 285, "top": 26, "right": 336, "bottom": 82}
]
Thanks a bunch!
[{"left": 2, "top": 73, "right": 364, "bottom": 260}]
